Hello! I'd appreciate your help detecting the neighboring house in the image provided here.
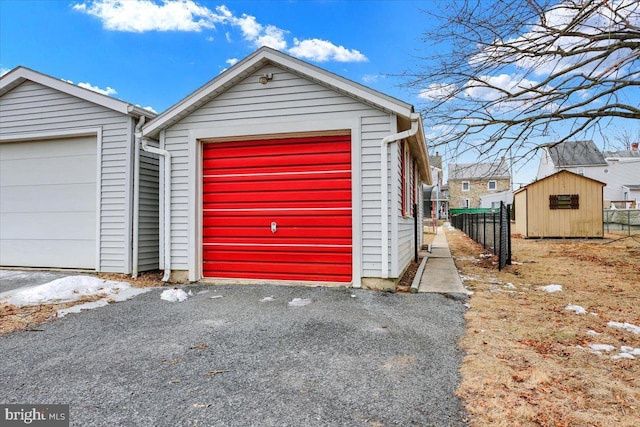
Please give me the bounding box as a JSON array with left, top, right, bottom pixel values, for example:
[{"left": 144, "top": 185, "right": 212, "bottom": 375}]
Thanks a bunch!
[
  {"left": 537, "top": 140, "right": 640, "bottom": 207},
  {"left": 448, "top": 160, "right": 511, "bottom": 209},
  {"left": 514, "top": 170, "right": 605, "bottom": 238},
  {"left": 423, "top": 152, "right": 448, "bottom": 219},
  {"left": 141, "top": 47, "right": 431, "bottom": 289},
  {"left": 480, "top": 190, "right": 513, "bottom": 209},
  {"left": 0, "top": 67, "right": 158, "bottom": 275}
]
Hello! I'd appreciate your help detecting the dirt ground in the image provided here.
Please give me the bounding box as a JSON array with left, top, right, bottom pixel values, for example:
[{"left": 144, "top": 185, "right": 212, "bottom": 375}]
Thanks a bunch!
[{"left": 447, "top": 227, "right": 640, "bottom": 427}]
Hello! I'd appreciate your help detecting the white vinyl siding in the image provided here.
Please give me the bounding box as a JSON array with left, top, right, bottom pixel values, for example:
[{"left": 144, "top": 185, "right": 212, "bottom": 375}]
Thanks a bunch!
[
  {"left": 0, "top": 137, "right": 96, "bottom": 268},
  {"left": 164, "top": 64, "right": 394, "bottom": 278},
  {"left": 0, "top": 80, "right": 134, "bottom": 273},
  {"left": 138, "top": 148, "right": 160, "bottom": 271}
]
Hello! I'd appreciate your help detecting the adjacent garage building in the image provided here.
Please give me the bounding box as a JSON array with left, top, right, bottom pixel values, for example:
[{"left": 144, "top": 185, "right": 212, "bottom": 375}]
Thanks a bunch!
[
  {"left": 142, "top": 47, "right": 431, "bottom": 288},
  {"left": 0, "top": 67, "right": 159, "bottom": 274}
]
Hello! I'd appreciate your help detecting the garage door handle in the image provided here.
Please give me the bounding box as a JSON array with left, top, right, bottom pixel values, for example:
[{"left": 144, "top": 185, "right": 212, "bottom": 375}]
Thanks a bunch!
[{"left": 271, "top": 222, "right": 277, "bottom": 233}]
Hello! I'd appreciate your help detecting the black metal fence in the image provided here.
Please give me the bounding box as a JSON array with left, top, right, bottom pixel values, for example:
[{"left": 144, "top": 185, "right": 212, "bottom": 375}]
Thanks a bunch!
[{"left": 450, "top": 202, "right": 512, "bottom": 270}]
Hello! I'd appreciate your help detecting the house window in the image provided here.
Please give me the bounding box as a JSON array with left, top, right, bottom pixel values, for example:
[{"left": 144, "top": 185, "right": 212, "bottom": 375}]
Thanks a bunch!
[
  {"left": 462, "top": 181, "right": 470, "bottom": 192},
  {"left": 549, "top": 194, "right": 579, "bottom": 209},
  {"left": 488, "top": 180, "right": 497, "bottom": 191}
]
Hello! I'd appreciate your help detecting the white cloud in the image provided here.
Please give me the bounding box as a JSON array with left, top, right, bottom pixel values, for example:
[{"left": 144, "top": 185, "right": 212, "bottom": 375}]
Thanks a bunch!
[
  {"left": 206, "top": 36, "right": 214, "bottom": 42},
  {"left": 143, "top": 106, "right": 157, "bottom": 114},
  {"left": 225, "top": 58, "right": 238, "bottom": 66},
  {"left": 234, "top": 13, "right": 262, "bottom": 41},
  {"left": 72, "top": 0, "right": 226, "bottom": 32},
  {"left": 419, "top": 83, "right": 457, "bottom": 101},
  {"left": 463, "top": 74, "right": 540, "bottom": 101},
  {"left": 362, "top": 74, "right": 379, "bottom": 84},
  {"left": 78, "top": 82, "right": 117, "bottom": 96},
  {"left": 61, "top": 78, "right": 74, "bottom": 84},
  {"left": 289, "top": 38, "right": 368, "bottom": 63},
  {"left": 255, "top": 25, "right": 287, "bottom": 50},
  {"left": 474, "top": 0, "right": 640, "bottom": 78},
  {"left": 0, "top": 67, "right": 10, "bottom": 77},
  {"left": 72, "top": 1, "right": 368, "bottom": 63}
]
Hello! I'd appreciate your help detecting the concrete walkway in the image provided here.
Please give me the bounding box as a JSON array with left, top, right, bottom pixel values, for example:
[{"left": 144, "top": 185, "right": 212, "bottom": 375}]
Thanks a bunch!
[{"left": 418, "top": 226, "right": 468, "bottom": 294}]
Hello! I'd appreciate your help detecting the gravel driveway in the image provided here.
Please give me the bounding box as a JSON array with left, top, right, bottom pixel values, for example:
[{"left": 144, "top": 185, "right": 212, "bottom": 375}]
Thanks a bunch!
[{"left": 0, "top": 284, "right": 468, "bottom": 426}]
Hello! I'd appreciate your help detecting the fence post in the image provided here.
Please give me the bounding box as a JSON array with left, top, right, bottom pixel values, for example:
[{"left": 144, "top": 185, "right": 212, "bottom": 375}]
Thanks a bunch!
[
  {"left": 482, "top": 213, "right": 486, "bottom": 249},
  {"left": 507, "top": 204, "right": 512, "bottom": 265},
  {"left": 629, "top": 209, "right": 632, "bottom": 237}
]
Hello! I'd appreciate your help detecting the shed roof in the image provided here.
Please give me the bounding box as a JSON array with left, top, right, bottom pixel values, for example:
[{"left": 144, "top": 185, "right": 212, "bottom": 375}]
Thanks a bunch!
[
  {"left": 545, "top": 140, "right": 607, "bottom": 166},
  {"left": 0, "top": 66, "right": 155, "bottom": 119},
  {"left": 448, "top": 161, "right": 510, "bottom": 180},
  {"left": 514, "top": 170, "right": 606, "bottom": 195}
]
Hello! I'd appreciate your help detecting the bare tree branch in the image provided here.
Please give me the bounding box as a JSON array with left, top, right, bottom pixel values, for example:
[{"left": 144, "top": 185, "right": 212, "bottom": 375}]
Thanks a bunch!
[{"left": 407, "top": 0, "right": 640, "bottom": 171}]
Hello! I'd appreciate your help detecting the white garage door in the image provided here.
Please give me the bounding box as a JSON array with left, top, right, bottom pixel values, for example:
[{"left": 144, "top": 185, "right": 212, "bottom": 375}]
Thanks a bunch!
[{"left": 0, "top": 136, "right": 97, "bottom": 269}]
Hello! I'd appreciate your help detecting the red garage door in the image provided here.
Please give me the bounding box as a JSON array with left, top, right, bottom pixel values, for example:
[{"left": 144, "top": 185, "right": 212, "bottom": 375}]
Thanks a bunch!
[{"left": 202, "top": 134, "right": 352, "bottom": 282}]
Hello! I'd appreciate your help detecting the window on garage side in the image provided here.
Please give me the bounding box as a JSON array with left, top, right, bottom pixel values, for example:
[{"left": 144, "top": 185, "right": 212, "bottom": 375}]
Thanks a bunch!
[{"left": 549, "top": 194, "right": 579, "bottom": 209}]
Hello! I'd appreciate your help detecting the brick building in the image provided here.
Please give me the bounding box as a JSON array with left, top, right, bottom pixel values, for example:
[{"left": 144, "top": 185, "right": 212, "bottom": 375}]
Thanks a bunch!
[{"left": 448, "top": 160, "right": 511, "bottom": 208}]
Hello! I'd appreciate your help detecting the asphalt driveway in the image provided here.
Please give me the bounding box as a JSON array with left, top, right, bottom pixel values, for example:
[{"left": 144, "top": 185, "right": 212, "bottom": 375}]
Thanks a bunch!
[{"left": 0, "top": 283, "right": 468, "bottom": 426}]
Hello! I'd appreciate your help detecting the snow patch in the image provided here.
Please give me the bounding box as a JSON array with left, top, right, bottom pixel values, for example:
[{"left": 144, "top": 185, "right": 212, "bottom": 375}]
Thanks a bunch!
[
  {"left": 160, "top": 289, "right": 189, "bottom": 302},
  {"left": 565, "top": 305, "right": 587, "bottom": 315},
  {"left": 260, "top": 296, "right": 275, "bottom": 302},
  {"left": 589, "top": 344, "right": 616, "bottom": 353},
  {"left": 612, "top": 353, "right": 635, "bottom": 360},
  {"left": 538, "top": 284, "right": 562, "bottom": 293},
  {"left": 288, "top": 298, "right": 312, "bottom": 307},
  {"left": 587, "top": 330, "right": 601, "bottom": 336},
  {"left": 620, "top": 346, "right": 640, "bottom": 356},
  {"left": 607, "top": 321, "right": 640, "bottom": 334},
  {"left": 197, "top": 290, "right": 210, "bottom": 295},
  {"left": 0, "top": 275, "right": 139, "bottom": 307},
  {"left": 58, "top": 287, "right": 149, "bottom": 317}
]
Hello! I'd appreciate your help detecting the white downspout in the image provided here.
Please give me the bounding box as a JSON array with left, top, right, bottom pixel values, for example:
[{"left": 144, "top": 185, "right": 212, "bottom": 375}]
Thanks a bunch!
[
  {"left": 135, "top": 116, "right": 172, "bottom": 282},
  {"left": 380, "top": 113, "right": 420, "bottom": 279}
]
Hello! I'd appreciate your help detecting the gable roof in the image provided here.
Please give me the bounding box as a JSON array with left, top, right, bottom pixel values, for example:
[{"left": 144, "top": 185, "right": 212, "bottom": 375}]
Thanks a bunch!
[
  {"left": 143, "top": 47, "right": 415, "bottom": 138},
  {"left": 0, "top": 66, "right": 155, "bottom": 119},
  {"left": 514, "top": 170, "right": 606, "bottom": 195},
  {"left": 448, "top": 161, "right": 510, "bottom": 181},
  {"left": 545, "top": 140, "right": 607, "bottom": 167}
]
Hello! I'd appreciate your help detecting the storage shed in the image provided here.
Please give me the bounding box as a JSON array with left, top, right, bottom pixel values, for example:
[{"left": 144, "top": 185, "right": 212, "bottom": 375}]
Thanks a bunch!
[
  {"left": 0, "top": 67, "right": 159, "bottom": 274},
  {"left": 514, "top": 170, "right": 605, "bottom": 238},
  {"left": 142, "top": 47, "right": 431, "bottom": 288}
]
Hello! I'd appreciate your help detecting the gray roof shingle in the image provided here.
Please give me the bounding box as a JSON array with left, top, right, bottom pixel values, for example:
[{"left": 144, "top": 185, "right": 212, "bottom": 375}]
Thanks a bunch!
[
  {"left": 448, "top": 161, "right": 510, "bottom": 180},
  {"left": 546, "top": 140, "right": 607, "bottom": 166}
]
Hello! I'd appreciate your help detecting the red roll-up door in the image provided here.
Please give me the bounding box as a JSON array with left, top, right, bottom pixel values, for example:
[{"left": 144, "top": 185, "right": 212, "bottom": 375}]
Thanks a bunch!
[{"left": 202, "top": 134, "right": 352, "bottom": 282}]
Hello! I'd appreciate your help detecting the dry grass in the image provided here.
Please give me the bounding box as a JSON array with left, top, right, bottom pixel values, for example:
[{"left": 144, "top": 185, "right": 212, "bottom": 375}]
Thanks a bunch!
[
  {"left": 448, "top": 227, "right": 640, "bottom": 427},
  {"left": 0, "top": 271, "right": 163, "bottom": 335}
]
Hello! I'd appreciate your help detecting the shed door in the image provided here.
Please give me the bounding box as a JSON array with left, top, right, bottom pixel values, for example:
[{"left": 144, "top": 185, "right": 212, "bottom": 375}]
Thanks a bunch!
[
  {"left": 0, "top": 136, "right": 97, "bottom": 269},
  {"left": 202, "top": 134, "right": 352, "bottom": 282}
]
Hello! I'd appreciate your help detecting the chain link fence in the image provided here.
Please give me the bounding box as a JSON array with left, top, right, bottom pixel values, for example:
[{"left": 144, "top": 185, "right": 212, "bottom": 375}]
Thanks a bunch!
[
  {"left": 450, "top": 202, "right": 512, "bottom": 270},
  {"left": 604, "top": 209, "right": 640, "bottom": 236}
]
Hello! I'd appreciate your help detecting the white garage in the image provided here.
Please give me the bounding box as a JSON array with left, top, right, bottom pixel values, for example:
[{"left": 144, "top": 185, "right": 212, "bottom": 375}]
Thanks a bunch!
[
  {"left": 0, "top": 136, "right": 97, "bottom": 269},
  {"left": 0, "top": 67, "right": 159, "bottom": 274}
]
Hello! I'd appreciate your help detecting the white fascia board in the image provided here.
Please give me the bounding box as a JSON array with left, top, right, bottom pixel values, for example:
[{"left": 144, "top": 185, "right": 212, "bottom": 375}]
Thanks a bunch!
[
  {"left": 0, "top": 66, "right": 155, "bottom": 119},
  {"left": 142, "top": 47, "right": 415, "bottom": 138}
]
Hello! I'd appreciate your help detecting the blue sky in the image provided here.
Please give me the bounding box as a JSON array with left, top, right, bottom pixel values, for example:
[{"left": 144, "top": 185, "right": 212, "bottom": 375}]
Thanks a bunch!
[
  {"left": 1, "top": 0, "right": 636, "bottom": 185},
  {"left": 0, "top": 0, "right": 433, "bottom": 113}
]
